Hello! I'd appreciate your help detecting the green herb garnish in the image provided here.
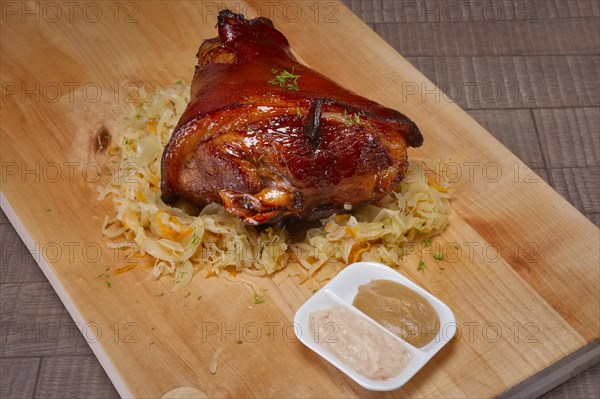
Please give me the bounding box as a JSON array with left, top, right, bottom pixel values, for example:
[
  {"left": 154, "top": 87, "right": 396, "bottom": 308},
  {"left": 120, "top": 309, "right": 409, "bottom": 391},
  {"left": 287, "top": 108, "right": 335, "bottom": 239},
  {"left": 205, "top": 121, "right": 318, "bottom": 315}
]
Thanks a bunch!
[
  {"left": 268, "top": 68, "right": 301, "bottom": 91},
  {"left": 343, "top": 110, "right": 366, "bottom": 126},
  {"left": 417, "top": 260, "right": 426, "bottom": 272},
  {"left": 353, "top": 111, "right": 365, "bottom": 124},
  {"left": 191, "top": 231, "right": 199, "bottom": 246},
  {"left": 434, "top": 252, "right": 444, "bottom": 261},
  {"left": 343, "top": 109, "right": 353, "bottom": 126},
  {"left": 252, "top": 291, "right": 265, "bottom": 304},
  {"left": 174, "top": 270, "right": 187, "bottom": 285}
]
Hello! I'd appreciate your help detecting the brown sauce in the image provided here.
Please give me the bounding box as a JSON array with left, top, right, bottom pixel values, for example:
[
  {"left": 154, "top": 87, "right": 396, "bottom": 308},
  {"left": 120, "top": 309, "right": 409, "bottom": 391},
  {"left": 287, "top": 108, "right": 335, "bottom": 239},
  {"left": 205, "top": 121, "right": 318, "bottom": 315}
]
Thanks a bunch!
[{"left": 353, "top": 280, "right": 440, "bottom": 348}]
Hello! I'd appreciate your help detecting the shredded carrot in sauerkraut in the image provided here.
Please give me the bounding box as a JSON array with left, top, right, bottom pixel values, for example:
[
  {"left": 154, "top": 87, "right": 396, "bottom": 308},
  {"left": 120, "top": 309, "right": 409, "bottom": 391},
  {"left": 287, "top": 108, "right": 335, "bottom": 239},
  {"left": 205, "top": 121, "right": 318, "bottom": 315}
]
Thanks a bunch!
[{"left": 97, "top": 82, "right": 451, "bottom": 284}]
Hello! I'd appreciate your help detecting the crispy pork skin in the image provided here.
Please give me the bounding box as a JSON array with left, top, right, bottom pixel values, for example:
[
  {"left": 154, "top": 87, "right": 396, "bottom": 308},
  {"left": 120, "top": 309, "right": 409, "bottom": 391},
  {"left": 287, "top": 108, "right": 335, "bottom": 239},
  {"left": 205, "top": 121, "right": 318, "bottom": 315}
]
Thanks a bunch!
[{"left": 161, "top": 10, "right": 423, "bottom": 225}]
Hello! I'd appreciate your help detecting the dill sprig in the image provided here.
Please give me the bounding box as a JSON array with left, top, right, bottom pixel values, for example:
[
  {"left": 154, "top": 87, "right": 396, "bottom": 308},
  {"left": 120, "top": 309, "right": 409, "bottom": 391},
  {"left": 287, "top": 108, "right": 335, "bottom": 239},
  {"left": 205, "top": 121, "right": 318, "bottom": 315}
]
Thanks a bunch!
[{"left": 268, "top": 68, "right": 301, "bottom": 91}]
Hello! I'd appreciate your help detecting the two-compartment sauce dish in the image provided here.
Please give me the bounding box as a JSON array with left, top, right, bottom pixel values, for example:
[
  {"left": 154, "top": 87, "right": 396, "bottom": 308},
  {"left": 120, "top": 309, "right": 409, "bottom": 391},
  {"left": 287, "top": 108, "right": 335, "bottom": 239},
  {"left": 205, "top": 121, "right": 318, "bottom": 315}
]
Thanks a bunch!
[{"left": 294, "top": 262, "right": 456, "bottom": 391}]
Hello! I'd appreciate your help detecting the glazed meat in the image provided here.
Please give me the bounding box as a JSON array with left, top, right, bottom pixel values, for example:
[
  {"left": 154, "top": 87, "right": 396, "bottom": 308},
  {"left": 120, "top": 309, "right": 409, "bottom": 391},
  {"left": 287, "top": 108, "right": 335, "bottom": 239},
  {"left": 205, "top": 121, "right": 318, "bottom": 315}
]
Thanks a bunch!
[{"left": 161, "top": 10, "right": 423, "bottom": 225}]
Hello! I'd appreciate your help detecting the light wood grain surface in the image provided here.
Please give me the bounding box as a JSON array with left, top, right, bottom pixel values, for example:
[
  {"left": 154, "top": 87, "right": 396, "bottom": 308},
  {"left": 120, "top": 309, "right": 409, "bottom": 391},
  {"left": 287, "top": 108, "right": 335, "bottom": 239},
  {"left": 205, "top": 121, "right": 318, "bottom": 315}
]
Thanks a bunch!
[{"left": 1, "top": 0, "right": 599, "bottom": 398}]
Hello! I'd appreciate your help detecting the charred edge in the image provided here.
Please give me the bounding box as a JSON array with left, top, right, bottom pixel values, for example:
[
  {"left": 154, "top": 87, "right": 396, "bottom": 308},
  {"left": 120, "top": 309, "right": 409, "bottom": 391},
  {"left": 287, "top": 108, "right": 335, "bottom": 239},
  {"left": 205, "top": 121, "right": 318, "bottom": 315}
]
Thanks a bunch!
[
  {"left": 304, "top": 99, "right": 323, "bottom": 150},
  {"left": 217, "top": 9, "right": 246, "bottom": 25},
  {"left": 159, "top": 148, "right": 178, "bottom": 205},
  {"left": 160, "top": 191, "right": 179, "bottom": 205},
  {"left": 405, "top": 119, "right": 424, "bottom": 148},
  {"left": 217, "top": 9, "right": 274, "bottom": 28}
]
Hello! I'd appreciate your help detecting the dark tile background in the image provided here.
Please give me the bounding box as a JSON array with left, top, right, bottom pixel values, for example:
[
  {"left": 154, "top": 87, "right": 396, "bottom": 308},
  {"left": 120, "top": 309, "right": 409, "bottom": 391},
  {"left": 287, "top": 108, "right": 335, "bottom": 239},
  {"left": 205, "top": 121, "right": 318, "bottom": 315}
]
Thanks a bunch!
[{"left": 1, "top": 1, "right": 598, "bottom": 398}]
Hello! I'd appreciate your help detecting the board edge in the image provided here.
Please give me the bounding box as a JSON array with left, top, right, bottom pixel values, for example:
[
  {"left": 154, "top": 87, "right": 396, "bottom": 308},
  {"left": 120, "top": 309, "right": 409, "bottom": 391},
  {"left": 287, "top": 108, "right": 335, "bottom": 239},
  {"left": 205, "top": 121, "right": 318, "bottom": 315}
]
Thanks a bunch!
[
  {"left": 0, "top": 190, "right": 132, "bottom": 399},
  {"left": 498, "top": 339, "right": 599, "bottom": 399}
]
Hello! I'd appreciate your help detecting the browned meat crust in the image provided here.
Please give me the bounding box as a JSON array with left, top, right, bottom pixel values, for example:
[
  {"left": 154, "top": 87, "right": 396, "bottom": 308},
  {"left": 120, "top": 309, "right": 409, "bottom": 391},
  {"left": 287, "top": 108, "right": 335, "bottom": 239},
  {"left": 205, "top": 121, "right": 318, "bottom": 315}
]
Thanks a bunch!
[{"left": 161, "top": 10, "right": 423, "bottom": 225}]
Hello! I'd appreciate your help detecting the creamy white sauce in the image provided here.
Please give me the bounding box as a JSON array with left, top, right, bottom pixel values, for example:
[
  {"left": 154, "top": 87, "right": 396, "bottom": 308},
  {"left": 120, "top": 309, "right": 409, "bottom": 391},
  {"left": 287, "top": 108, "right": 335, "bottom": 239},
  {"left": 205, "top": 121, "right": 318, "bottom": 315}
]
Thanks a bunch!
[{"left": 309, "top": 305, "right": 409, "bottom": 380}]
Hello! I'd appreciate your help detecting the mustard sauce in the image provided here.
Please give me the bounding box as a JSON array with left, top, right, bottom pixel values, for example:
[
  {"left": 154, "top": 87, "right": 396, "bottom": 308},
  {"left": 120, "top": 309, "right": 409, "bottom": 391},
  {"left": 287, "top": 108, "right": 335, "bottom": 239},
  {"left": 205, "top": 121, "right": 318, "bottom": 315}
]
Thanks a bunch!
[{"left": 353, "top": 280, "right": 440, "bottom": 347}]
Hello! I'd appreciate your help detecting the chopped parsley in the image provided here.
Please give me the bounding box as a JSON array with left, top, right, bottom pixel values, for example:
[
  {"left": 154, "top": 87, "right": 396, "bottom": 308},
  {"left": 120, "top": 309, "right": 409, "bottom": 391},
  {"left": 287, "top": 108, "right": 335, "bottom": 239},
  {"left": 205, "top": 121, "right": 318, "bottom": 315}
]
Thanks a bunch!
[
  {"left": 434, "top": 252, "right": 444, "bottom": 261},
  {"left": 422, "top": 238, "right": 433, "bottom": 247},
  {"left": 343, "top": 109, "right": 353, "bottom": 126},
  {"left": 417, "top": 260, "right": 426, "bottom": 272},
  {"left": 353, "top": 111, "right": 363, "bottom": 124},
  {"left": 268, "top": 68, "right": 301, "bottom": 91},
  {"left": 342, "top": 110, "right": 366, "bottom": 126}
]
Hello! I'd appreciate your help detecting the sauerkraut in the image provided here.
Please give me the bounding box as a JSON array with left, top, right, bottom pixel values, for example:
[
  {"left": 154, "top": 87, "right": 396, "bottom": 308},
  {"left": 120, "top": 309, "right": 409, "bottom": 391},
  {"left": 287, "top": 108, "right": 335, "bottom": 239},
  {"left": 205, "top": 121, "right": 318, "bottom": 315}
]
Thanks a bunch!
[{"left": 97, "top": 82, "right": 451, "bottom": 284}]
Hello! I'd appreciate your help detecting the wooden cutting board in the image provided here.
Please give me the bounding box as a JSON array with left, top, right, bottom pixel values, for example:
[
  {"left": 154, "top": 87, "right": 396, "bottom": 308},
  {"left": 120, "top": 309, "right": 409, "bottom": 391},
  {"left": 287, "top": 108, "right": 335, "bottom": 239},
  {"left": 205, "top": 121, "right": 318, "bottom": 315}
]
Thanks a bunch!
[{"left": 1, "top": 1, "right": 598, "bottom": 397}]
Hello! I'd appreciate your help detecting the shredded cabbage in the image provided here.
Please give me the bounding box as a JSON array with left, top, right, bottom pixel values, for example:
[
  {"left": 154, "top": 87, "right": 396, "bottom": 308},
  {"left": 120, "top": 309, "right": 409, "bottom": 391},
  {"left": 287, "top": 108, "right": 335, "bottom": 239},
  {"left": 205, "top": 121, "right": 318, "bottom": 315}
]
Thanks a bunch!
[{"left": 97, "top": 82, "right": 451, "bottom": 284}]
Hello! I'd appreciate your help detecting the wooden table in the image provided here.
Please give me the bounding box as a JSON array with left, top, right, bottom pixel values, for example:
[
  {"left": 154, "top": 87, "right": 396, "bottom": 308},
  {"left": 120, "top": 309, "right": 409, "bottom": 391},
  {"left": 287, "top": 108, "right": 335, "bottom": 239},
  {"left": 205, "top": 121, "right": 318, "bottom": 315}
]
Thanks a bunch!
[{"left": 1, "top": 0, "right": 598, "bottom": 397}]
